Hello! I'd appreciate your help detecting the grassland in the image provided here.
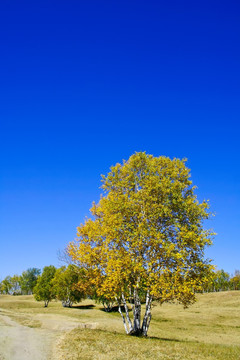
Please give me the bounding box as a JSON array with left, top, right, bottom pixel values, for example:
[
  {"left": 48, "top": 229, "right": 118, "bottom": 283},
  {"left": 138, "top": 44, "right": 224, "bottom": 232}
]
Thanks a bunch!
[{"left": 0, "top": 291, "right": 240, "bottom": 360}]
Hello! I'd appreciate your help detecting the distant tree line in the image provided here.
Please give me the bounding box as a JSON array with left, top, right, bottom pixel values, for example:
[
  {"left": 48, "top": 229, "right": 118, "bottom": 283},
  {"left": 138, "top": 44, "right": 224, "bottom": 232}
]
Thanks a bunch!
[
  {"left": 0, "top": 265, "right": 90, "bottom": 308},
  {"left": 203, "top": 269, "right": 240, "bottom": 292},
  {"left": 1, "top": 267, "right": 240, "bottom": 308},
  {"left": 0, "top": 268, "right": 41, "bottom": 295}
]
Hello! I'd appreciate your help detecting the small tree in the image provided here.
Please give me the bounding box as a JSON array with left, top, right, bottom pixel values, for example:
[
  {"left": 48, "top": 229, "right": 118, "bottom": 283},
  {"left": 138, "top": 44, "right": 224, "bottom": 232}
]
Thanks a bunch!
[
  {"left": 212, "top": 270, "right": 230, "bottom": 292},
  {"left": 1, "top": 276, "right": 13, "bottom": 294},
  {"left": 20, "top": 268, "right": 41, "bottom": 295},
  {"left": 34, "top": 266, "right": 56, "bottom": 307},
  {"left": 11, "top": 275, "right": 22, "bottom": 295},
  {"left": 230, "top": 270, "right": 240, "bottom": 290},
  {"left": 68, "top": 152, "right": 214, "bottom": 336},
  {"left": 51, "top": 265, "right": 86, "bottom": 307}
]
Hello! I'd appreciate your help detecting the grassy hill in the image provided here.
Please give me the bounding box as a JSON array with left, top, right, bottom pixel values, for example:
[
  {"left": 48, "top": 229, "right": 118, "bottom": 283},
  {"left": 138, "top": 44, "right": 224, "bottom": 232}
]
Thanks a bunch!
[{"left": 0, "top": 291, "right": 240, "bottom": 359}]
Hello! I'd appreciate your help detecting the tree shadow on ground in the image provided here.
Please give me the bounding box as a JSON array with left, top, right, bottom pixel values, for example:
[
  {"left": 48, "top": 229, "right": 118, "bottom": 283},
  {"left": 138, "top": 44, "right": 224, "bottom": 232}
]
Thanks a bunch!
[
  {"left": 72, "top": 304, "right": 95, "bottom": 309},
  {"left": 149, "top": 336, "right": 182, "bottom": 342},
  {"left": 99, "top": 305, "right": 132, "bottom": 313},
  {"left": 148, "top": 336, "right": 198, "bottom": 344}
]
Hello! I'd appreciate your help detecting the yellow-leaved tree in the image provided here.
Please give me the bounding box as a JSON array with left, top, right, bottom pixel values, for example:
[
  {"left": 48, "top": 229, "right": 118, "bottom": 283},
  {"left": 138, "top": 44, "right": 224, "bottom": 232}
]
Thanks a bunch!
[{"left": 68, "top": 152, "right": 214, "bottom": 336}]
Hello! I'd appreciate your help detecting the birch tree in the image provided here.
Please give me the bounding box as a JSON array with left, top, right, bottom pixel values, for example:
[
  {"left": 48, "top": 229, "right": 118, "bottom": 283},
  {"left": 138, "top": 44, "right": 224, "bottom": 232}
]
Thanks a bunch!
[
  {"left": 68, "top": 152, "right": 214, "bottom": 336},
  {"left": 51, "top": 265, "right": 86, "bottom": 307}
]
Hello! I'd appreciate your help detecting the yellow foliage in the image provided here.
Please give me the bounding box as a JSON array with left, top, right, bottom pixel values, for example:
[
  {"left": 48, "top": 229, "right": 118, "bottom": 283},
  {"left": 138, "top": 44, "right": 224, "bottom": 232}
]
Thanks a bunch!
[{"left": 68, "top": 152, "right": 215, "bottom": 306}]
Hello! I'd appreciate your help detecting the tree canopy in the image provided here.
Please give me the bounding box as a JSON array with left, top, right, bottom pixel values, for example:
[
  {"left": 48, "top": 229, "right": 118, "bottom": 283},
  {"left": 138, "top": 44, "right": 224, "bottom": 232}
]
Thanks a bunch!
[
  {"left": 20, "top": 268, "right": 41, "bottom": 295},
  {"left": 0, "top": 276, "right": 13, "bottom": 295},
  {"left": 51, "top": 265, "right": 86, "bottom": 307},
  {"left": 34, "top": 265, "right": 56, "bottom": 307},
  {"left": 69, "top": 153, "right": 215, "bottom": 335}
]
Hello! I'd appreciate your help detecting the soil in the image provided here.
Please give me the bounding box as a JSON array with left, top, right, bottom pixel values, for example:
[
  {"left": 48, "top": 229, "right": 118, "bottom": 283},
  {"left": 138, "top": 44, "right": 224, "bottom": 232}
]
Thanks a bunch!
[{"left": 0, "top": 308, "right": 89, "bottom": 360}]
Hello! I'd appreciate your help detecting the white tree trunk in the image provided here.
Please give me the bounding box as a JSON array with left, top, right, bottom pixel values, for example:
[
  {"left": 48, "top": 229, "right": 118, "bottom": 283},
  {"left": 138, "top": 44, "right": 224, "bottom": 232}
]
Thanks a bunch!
[
  {"left": 118, "top": 302, "right": 129, "bottom": 334},
  {"left": 116, "top": 294, "right": 133, "bottom": 334},
  {"left": 141, "top": 290, "right": 152, "bottom": 336},
  {"left": 122, "top": 293, "right": 133, "bottom": 333},
  {"left": 131, "top": 288, "right": 141, "bottom": 335},
  {"left": 118, "top": 290, "right": 152, "bottom": 336}
]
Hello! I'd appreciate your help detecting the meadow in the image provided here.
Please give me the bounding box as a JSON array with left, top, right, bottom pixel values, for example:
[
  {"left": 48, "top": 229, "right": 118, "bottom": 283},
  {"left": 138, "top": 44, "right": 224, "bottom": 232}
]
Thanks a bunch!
[{"left": 0, "top": 291, "right": 240, "bottom": 360}]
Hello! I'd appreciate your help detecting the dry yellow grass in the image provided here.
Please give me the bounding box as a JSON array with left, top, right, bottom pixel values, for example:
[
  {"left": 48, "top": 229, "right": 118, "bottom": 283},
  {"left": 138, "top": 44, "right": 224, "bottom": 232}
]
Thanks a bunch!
[{"left": 0, "top": 291, "right": 240, "bottom": 360}]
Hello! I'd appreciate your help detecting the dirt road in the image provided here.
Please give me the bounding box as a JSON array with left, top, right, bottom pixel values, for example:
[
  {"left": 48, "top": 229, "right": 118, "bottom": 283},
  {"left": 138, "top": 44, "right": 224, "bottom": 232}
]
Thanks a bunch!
[{"left": 0, "top": 309, "right": 82, "bottom": 360}]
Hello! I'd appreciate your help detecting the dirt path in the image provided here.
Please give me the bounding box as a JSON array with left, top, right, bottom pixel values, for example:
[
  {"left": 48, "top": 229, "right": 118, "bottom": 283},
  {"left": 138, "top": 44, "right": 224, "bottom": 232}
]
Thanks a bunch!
[{"left": 0, "top": 309, "right": 84, "bottom": 360}]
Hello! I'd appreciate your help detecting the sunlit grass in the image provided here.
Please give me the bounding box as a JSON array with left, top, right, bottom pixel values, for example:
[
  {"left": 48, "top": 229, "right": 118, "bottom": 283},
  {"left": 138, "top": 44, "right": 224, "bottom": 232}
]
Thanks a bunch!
[
  {"left": 0, "top": 291, "right": 240, "bottom": 359},
  {"left": 58, "top": 328, "right": 240, "bottom": 360}
]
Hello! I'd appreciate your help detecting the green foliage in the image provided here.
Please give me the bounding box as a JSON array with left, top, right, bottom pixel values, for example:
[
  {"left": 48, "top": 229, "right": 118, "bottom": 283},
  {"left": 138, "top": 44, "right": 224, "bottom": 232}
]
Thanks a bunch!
[
  {"left": 34, "top": 265, "right": 56, "bottom": 307},
  {"left": 10, "top": 275, "right": 22, "bottom": 295},
  {"left": 202, "top": 269, "right": 240, "bottom": 293},
  {"left": 20, "top": 268, "right": 41, "bottom": 295},
  {"left": 51, "top": 265, "right": 86, "bottom": 307},
  {"left": 213, "top": 270, "right": 230, "bottom": 291},
  {"left": 230, "top": 270, "right": 240, "bottom": 290},
  {"left": 0, "top": 276, "right": 13, "bottom": 294},
  {"left": 205, "top": 269, "right": 230, "bottom": 292}
]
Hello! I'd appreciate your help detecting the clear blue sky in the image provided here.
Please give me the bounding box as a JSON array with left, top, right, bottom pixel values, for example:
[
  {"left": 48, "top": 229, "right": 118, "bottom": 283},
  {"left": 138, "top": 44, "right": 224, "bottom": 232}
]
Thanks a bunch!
[{"left": 0, "top": 1, "right": 239, "bottom": 279}]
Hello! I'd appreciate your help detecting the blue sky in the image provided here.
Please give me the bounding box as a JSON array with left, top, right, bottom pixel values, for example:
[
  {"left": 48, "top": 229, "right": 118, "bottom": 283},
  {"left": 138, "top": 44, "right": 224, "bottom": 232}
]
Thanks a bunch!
[{"left": 0, "top": 1, "right": 239, "bottom": 279}]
